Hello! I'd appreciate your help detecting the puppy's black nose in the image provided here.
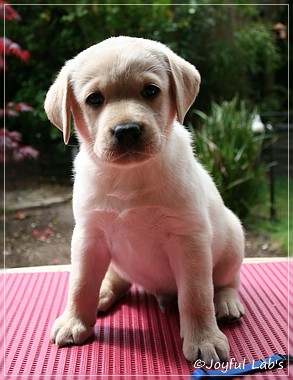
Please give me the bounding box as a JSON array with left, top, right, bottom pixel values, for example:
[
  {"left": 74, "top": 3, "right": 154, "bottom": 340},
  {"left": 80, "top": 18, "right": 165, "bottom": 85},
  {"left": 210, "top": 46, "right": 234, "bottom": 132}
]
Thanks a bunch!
[{"left": 113, "top": 123, "right": 143, "bottom": 146}]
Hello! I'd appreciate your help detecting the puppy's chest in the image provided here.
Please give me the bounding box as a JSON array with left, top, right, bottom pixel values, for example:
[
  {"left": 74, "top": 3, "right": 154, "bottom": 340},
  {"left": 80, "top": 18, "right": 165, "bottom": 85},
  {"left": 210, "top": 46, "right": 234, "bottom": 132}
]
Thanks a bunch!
[
  {"left": 97, "top": 206, "right": 180, "bottom": 249},
  {"left": 95, "top": 206, "right": 185, "bottom": 289}
]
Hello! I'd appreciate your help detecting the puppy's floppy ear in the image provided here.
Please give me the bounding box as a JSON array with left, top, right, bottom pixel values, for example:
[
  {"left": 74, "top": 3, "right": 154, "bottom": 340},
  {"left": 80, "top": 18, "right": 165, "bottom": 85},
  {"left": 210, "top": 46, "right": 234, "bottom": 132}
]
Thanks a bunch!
[
  {"left": 44, "top": 63, "right": 72, "bottom": 145},
  {"left": 167, "top": 51, "right": 201, "bottom": 124}
]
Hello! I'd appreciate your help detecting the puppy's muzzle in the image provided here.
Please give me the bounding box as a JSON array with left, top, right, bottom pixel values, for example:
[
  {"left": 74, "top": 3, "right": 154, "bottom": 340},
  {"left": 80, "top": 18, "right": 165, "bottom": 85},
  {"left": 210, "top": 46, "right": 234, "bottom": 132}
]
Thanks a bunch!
[
  {"left": 113, "top": 123, "right": 143, "bottom": 148},
  {"left": 108, "top": 122, "right": 155, "bottom": 165}
]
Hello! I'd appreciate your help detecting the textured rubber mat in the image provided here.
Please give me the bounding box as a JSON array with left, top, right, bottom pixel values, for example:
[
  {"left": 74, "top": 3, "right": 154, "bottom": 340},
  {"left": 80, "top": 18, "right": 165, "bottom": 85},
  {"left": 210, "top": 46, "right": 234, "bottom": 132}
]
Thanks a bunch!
[{"left": 0, "top": 261, "right": 292, "bottom": 379}]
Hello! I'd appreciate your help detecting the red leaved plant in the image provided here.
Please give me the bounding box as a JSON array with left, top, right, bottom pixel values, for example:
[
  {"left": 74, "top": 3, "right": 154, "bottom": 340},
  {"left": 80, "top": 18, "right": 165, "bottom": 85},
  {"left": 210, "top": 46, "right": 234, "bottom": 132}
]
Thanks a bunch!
[{"left": 0, "top": 1, "right": 39, "bottom": 163}]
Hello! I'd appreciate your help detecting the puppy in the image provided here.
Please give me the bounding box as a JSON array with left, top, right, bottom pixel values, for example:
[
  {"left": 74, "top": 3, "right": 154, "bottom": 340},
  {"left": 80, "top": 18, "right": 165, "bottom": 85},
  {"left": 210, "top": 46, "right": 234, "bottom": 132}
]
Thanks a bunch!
[{"left": 45, "top": 36, "right": 245, "bottom": 364}]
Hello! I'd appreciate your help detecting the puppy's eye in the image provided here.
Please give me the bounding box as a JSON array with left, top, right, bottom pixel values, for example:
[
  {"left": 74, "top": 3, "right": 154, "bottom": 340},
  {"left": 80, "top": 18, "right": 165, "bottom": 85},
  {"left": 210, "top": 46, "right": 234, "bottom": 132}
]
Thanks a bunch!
[
  {"left": 86, "top": 92, "right": 104, "bottom": 107},
  {"left": 141, "top": 85, "right": 160, "bottom": 99}
]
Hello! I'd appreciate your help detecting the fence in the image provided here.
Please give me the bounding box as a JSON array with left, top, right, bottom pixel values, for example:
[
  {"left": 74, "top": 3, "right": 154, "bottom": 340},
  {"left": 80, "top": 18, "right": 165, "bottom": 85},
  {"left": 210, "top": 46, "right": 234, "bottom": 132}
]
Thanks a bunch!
[{"left": 259, "top": 112, "right": 290, "bottom": 221}]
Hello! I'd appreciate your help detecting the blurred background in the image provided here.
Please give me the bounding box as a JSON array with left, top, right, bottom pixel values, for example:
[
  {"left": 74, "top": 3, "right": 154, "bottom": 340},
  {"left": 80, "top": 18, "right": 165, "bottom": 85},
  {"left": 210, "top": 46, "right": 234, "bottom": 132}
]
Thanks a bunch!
[{"left": 1, "top": 0, "right": 290, "bottom": 267}]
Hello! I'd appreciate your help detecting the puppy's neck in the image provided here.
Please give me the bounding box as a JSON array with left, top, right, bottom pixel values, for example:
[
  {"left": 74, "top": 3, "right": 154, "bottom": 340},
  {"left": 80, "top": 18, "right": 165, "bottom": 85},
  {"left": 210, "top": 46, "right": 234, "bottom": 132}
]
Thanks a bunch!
[{"left": 102, "top": 159, "right": 166, "bottom": 201}]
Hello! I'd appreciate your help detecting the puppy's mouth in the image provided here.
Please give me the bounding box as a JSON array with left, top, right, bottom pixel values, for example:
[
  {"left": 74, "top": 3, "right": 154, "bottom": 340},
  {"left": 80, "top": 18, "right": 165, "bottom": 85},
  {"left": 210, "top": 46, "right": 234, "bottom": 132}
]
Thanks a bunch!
[{"left": 111, "top": 149, "right": 154, "bottom": 165}]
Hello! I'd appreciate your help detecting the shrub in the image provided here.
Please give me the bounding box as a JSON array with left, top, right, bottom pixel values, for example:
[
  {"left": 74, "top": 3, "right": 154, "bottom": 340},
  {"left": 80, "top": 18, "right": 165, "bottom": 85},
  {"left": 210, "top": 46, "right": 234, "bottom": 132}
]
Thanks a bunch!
[{"left": 190, "top": 97, "right": 268, "bottom": 219}]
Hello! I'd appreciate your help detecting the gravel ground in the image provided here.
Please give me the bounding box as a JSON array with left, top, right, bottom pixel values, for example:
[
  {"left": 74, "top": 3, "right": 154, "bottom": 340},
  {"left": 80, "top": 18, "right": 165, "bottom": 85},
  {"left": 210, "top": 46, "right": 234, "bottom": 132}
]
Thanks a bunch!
[{"left": 2, "top": 185, "right": 285, "bottom": 269}]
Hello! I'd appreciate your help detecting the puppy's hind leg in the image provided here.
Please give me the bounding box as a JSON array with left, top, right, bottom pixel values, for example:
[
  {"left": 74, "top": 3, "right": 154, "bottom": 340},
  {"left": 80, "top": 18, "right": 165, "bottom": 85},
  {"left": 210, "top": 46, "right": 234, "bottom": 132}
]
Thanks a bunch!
[
  {"left": 98, "top": 262, "right": 131, "bottom": 313},
  {"left": 213, "top": 247, "right": 245, "bottom": 322},
  {"left": 213, "top": 211, "right": 245, "bottom": 322}
]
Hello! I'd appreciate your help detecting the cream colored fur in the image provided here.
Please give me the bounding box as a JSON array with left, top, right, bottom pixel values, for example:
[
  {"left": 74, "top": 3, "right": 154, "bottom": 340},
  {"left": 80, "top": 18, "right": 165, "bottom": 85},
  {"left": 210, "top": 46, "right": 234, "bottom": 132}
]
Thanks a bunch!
[{"left": 45, "top": 36, "right": 245, "bottom": 364}]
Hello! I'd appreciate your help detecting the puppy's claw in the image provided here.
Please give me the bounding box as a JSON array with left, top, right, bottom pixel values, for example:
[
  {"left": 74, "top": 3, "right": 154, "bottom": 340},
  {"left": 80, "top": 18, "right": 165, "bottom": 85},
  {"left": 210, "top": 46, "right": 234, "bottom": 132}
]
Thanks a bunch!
[{"left": 55, "top": 336, "right": 74, "bottom": 348}]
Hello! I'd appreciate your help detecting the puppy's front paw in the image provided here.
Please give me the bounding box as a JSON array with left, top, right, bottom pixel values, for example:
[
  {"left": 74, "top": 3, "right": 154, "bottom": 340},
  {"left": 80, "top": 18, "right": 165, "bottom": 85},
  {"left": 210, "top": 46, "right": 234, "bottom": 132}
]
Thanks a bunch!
[
  {"left": 51, "top": 313, "right": 94, "bottom": 347},
  {"left": 183, "top": 328, "right": 229, "bottom": 365}
]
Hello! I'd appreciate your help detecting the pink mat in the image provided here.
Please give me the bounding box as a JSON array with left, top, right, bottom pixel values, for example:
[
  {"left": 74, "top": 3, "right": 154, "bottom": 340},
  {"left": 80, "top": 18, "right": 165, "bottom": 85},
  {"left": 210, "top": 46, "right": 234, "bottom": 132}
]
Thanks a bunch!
[{"left": 1, "top": 261, "right": 292, "bottom": 379}]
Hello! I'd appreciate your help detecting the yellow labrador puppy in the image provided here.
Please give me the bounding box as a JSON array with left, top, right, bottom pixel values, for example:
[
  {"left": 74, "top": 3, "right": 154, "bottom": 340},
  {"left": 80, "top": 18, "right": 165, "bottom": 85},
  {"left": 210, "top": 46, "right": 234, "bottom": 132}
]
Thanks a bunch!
[{"left": 45, "top": 36, "right": 245, "bottom": 364}]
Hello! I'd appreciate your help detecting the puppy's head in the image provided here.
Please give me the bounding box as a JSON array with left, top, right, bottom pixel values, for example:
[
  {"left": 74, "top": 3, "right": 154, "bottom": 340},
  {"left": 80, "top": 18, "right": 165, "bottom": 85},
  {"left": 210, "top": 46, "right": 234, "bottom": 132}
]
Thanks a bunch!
[{"left": 45, "top": 36, "right": 200, "bottom": 167}]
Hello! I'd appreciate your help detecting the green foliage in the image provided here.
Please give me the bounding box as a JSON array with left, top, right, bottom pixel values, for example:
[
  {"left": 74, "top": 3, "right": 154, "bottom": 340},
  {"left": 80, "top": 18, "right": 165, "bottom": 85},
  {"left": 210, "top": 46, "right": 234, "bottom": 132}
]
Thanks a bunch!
[
  {"left": 235, "top": 22, "right": 281, "bottom": 74},
  {"left": 190, "top": 98, "right": 269, "bottom": 218}
]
